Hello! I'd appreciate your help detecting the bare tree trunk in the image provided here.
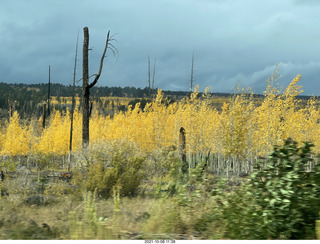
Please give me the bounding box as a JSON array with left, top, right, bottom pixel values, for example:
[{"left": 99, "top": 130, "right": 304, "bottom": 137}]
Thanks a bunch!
[
  {"left": 89, "top": 101, "right": 93, "bottom": 117},
  {"left": 69, "top": 31, "right": 79, "bottom": 165},
  {"left": 179, "top": 127, "right": 188, "bottom": 174},
  {"left": 82, "top": 26, "right": 111, "bottom": 148},
  {"left": 47, "top": 65, "right": 51, "bottom": 117},
  {"left": 42, "top": 103, "right": 46, "bottom": 128},
  {"left": 82, "top": 27, "right": 90, "bottom": 147},
  {"left": 152, "top": 58, "right": 156, "bottom": 100},
  {"left": 190, "top": 51, "right": 194, "bottom": 91},
  {"left": 148, "top": 56, "right": 151, "bottom": 98}
]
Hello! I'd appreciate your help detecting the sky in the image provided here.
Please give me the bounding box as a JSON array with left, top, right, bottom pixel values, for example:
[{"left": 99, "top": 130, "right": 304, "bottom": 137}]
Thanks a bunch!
[{"left": 1, "top": 0, "right": 320, "bottom": 95}]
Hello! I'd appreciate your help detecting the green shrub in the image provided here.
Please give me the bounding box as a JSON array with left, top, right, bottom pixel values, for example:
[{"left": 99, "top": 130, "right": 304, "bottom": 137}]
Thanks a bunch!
[
  {"left": 0, "top": 158, "right": 19, "bottom": 172},
  {"left": 73, "top": 140, "right": 145, "bottom": 198},
  {"left": 247, "top": 139, "right": 320, "bottom": 239},
  {"left": 212, "top": 139, "right": 320, "bottom": 240},
  {"left": 144, "top": 161, "right": 221, "bottom": 238},
  {"left": 144, "top": 145, "right": 181, "bottom": 180},
  {"left": 44, "top": 182, "right": 74, "bottom": 197}
]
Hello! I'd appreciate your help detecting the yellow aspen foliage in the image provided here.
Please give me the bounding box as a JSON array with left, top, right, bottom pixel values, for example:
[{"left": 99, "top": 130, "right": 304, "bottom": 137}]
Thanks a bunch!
[
  {"left": 220, "top": 93, "right": 254, "bottom": 158},
  {"left": 252, "top": 74, "right": 304, "bottom": 157},
  {"left": 3, "top": 72, "right": 320, "bottom": 161},
  {"left": 33, "top": 110, "right": 71, "bottom": 155},
  {"left": 70, "top": 108, "right": 82, "bottom": 152},
  {"left": 254, "top": 88, "right": 284, "bottom": 156},
  {"left": 90, "top": 110, "right": 110, "bottom": 143},
  {"left": 1, "top": 111, "right": 30, "bottom": 156}
]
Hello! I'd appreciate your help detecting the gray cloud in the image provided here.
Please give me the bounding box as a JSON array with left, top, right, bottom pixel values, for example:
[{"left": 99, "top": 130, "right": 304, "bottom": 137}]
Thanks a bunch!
[{"left": 0, "top": 0, "right": 320, "bottom": 95}]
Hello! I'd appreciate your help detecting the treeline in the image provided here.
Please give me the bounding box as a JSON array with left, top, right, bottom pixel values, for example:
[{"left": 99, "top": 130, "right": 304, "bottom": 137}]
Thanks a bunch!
[
  {"left": 0, "top": 81, "right": 230, "bottom": 104},
  {"left": 1, "top": 81, "right": 317, "bottom": 119},
  {"left": 0, "top": 82, "right": 208, "bottom": 118},
  {"left": 0, "top": 83, "right": 150, "bottom": 118}
]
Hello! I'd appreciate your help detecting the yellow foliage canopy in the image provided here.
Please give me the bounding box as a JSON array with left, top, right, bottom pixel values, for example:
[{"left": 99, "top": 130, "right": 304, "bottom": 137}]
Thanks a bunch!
[
  {"left": 1, "top": 111, "right": 30, "bottom": 156},
  {"left": 1, "top": 74, "right": 319, "bottom": 159}
]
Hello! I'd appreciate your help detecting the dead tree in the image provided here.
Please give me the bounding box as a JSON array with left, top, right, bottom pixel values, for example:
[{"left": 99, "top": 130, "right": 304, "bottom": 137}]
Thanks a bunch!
[
  {"left": 148, "top": 56, "right": 151, "bottom": 98},
  {"left": 152, "top": 58, "right": 156, "bottom": 99},
  {"left": 190, "top": 51, "right": 194, "bottom": 91},
  {"left": 179, "top": 127, "right": 188, "bottom": 174},
  {"left": 69, "top": 31, "right": 79, "bottom": 164},
  {"left": 148, "top": 57, "right": 156, "bottom": 99},
  {"left": 47, "top": 65, "right": 51, "bottom": 117},
  {"left": 42, "top": 104, "right": 46, "bottom": 128},
  {"left": 82, "top": 27, "right": 115, "bottom": 148}
]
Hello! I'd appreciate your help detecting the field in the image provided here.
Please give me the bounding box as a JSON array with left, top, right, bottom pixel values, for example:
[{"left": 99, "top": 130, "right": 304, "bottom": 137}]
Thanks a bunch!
[{"left": 1, "top": 74, "right": 320, "bottom": 239}]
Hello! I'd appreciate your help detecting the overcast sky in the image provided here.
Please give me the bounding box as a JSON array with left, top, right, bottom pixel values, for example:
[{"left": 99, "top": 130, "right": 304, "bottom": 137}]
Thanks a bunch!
[{"left": 1, "top": 0, "right": 320, "bottom": 95}]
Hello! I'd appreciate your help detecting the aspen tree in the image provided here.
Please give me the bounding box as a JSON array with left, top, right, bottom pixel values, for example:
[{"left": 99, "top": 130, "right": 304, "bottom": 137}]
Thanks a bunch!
[{"left": 1, "top": 111, "right": 30, "bottom": 156}]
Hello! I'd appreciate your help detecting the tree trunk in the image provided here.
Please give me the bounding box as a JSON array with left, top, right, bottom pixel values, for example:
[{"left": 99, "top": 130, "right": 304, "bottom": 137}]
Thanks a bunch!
[
  {"left": 148, "top": 56, "right": 151, "bottom": 98},
  {"left": 69, "top": 31, "right": 79, "bottom": 165},
  {"left": 47, "top": 65, "right": 51, "bottom": 117},
  {"left": 82, "top": 27, "right": 111, "bottom": 148},
  {"left": 190, "top": 51, "right": 194, "bottom": 91},
  {"left": 179, "top": 127, "right": 188, "bottom": 174},
  {"left": 82, "top": 27, "right": 90, "bottom": 148},
  {"left": 42, "top": 103, "right": 46, "bottom": 129}
]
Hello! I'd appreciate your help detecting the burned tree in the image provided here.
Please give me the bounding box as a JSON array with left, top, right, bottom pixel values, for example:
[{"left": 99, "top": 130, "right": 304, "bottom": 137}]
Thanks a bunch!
[
  {"left": 148, "top": 56, "right": 151, "bottom": 98},
  {"left": 179, "top": 127, "right": 188, "bottom": 174},
  {"left": 82, "top": 27, "right": 116, "bottom": 148},
  {"left": 42, "top": 103, "right": 46, "bottom": 129},
  {"left": 69, "top": 31, "right": 79, "bottom": 164},
  {"left": 47, "top": 65, "right": 51, "bottom": 117},
  {"left": 42, "top": 65, "right": 51, "bottom": 129},
  {"left": 190, "top": 51, "right": 194, "bottom": 91}
]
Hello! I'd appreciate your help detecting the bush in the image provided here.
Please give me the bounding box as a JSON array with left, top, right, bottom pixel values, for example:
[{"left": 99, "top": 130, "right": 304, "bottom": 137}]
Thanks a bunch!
[
  {"left": 0, "top": 158, "right": 19, "bottom": 172},
  {"left": 44, "top": 182, "right": 74, "bottom": 197},
  {"left": 247, "top": 139, "right": 320, "bottom": 239},
  {"left": 212, "top": 139, "right": 320, "bottom": 240},
  {"left": 73, "top": 140, "right": 145, "bottom": 198},
  {"left": 144, "top": 145, "right": 181, "bottom": 180},
  {"left": 143, "top": 161, "right": 221, "bottom": 238}
]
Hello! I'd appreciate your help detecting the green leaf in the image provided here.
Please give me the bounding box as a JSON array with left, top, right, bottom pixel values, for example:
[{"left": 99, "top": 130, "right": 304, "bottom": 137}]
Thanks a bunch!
[
  {"left": 270, "top": 199, "right": 276, "bottom": 207},
  {"left": 280, "top": 188, "right": 288, "bottom": 195},
  {"left": 282, "top": 199, "right": 290, "bottom": 203}
]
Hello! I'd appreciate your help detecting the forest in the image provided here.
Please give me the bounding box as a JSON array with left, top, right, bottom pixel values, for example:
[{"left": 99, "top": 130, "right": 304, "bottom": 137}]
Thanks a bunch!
[
  {"left": 1, "top": 72, "right": 320, "bottom": 240},
  {"left": 0, "top": 81, "right": 250, "bottom": 118}
]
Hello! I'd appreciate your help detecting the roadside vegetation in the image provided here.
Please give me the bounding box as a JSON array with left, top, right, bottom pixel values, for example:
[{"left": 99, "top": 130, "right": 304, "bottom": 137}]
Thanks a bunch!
[{"left": 1, "top": 73, "right": 320, "bottom": 239}]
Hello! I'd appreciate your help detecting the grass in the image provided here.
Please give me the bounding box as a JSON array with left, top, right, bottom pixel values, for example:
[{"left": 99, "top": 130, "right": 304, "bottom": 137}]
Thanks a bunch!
[
  {"left": 1, "top": 139, "right": 320, "bottom": 240},
  {"left": 0, "top": 171, "right": 219, "bottom": 240}
]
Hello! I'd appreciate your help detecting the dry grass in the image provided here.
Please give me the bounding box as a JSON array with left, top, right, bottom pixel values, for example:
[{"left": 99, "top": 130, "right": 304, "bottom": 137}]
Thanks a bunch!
[
  {"left": 0, "top": 173, "right": 183, "bottom": 239},
  {"left": 0, "top": 173, "right": 217, "bottom": 240}
]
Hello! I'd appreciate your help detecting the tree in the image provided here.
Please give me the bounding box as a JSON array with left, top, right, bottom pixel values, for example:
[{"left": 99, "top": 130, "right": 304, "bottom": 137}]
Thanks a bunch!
[
  {"left": 69, "top": 31, "right": 79, "bottom": 163},
  {"left": 1, "top": 111, "right": 30, "bottom": 156},
  {"left": 47, "top": 65, "right": 51, "bottom": 117},
  {"left": 190, "top": 50, "right": 194, "bottom": 92},
  {"left": 179, "top": 127, "right": 187, "bottom": 174},
  {"left": 148, "top": 56, "right": 150, "bottom": 98},
  {"left": 147, "top": 57, "right": 156, "bottom": 99},
  {"left": 82, "top": 26, "right": 116, "bottom": 148}
]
